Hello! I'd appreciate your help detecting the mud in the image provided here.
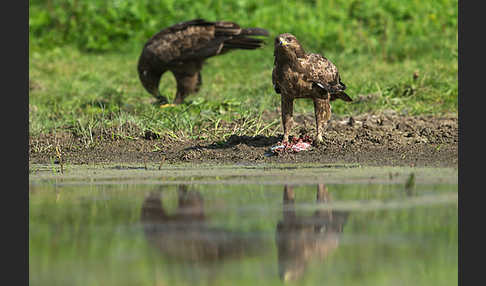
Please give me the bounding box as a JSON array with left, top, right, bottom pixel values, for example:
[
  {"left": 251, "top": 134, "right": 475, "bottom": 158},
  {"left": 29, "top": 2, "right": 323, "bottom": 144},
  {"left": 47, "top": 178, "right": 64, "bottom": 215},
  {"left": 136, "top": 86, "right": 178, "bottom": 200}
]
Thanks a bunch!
[{"left": 29, "top": 112, "right": 458, "bottom": 167}]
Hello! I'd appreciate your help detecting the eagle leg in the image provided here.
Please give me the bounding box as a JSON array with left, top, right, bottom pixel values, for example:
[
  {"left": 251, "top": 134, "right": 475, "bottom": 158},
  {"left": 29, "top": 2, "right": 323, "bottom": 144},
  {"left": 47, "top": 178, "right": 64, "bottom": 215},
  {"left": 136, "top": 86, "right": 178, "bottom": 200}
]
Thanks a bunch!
[
  {"left": 316, "top": 184, "right": 330, "bottom": 203},
  {"left": 173, "top": 72, "right": 201, "bottom": 104},
  {"left": 314, "top": 184, "right": 332, "bottom": 218},
  {"left": 282, "top": 185, "right": 296, "bottom": 220},
  {"left": 196, "top": 72, "right": 202, "bottom": 92},
  {"left": 173, "top": 90, "right": 185, "bottom": 105},
  {"left": 313, "top": 97, "right": 331, "bottom": 144},
  {"left": 281, "top": 96, "right": 294, "bottom": 143}
]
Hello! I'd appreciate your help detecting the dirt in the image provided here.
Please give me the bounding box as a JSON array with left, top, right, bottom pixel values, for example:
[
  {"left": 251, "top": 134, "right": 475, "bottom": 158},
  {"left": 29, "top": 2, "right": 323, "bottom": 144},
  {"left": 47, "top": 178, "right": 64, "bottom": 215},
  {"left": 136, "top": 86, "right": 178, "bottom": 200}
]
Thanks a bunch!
[{"left": 29, "top": 111, "right": 458, "bottom": 168}]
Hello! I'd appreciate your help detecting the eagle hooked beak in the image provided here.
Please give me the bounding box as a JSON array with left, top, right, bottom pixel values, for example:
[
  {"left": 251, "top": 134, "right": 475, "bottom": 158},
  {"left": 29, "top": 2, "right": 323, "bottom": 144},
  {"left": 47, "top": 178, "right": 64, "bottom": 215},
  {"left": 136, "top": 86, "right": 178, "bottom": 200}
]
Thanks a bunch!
[{"left": 278, "top": 38, "right": 288, "bottom": 46}]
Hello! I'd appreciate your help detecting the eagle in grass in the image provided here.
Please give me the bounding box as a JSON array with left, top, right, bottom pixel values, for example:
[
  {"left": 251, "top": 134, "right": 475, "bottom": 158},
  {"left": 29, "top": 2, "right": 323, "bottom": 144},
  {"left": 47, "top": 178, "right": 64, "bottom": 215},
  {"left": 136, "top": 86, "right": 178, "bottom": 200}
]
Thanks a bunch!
[
  {"left": 272, "top": 33, "right": 352, "bottom": 144},
  {"left": 138, "top": 19, "right": 269, "bottom": 105}
]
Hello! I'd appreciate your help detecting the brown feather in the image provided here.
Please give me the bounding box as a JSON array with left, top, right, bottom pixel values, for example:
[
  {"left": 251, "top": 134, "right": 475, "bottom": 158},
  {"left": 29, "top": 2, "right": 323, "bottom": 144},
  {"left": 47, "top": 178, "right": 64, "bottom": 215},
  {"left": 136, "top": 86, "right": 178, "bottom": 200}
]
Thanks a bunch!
[
  {"left": 138, "top": 19, "right": 269, "bottom": 104},
  {"left": 272, "top": 33, "right": 352, "bottom": 143}
]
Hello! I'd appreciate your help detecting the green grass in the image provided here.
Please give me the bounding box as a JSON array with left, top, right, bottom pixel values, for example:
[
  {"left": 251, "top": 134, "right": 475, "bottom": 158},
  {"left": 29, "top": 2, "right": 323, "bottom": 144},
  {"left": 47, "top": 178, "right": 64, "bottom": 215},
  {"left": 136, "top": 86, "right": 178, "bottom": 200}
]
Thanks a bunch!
[
  {"left": 29, "top": 45, "right": 457, "bottom": 141},
  {"left": 29, "top": 0, "right": 458, "bottom": 143}
]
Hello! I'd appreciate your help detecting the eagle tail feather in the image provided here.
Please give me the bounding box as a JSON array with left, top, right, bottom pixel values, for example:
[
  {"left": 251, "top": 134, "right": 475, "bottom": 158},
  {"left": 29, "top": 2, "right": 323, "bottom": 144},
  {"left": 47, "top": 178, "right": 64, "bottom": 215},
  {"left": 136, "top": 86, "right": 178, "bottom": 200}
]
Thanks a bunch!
[
  {"left": 339, "top": 80, "right": 347, "bottom": 90},
  {"left": 177, "top": 19, "right": 214, "bottom": 28},
  {"left": 223, "top": 37, "right": 265, "bottom": 50},
  {"left": 334, "top": 92, "right": 353, "bottom": 102},
  {"left": 239, "top": 27, "right": 269, "bottom": 37},
  {"left": 313, "top": 82, "right": 352, "bottom": 101},
  {"left": 214, "top": 22, "right": 243, "bottom": 36}
]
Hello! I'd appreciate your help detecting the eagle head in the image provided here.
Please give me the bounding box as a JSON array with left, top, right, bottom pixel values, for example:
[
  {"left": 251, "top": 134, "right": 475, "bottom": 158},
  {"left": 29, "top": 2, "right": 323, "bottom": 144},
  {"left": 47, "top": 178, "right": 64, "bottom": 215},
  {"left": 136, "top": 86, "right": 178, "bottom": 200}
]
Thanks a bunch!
[
  {"left": 137, "top": 50, "right": 166, "bottom": 100},
  {"left": 274, "top": 33, "right": 305, "bottom": 58}
]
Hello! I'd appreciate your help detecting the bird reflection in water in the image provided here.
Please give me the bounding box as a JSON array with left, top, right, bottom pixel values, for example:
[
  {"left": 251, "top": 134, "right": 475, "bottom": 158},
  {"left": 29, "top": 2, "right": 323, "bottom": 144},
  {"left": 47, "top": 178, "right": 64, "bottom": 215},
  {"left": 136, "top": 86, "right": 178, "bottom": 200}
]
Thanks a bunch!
[
  {"left": 140, "top": 185, "right": 262, "bottom": 264},
  {"left": 140, "top": 184, "right": 348, "bottom": 282},
  {"left": 276, "top": 184, "right": 349, "bottom": 282}
]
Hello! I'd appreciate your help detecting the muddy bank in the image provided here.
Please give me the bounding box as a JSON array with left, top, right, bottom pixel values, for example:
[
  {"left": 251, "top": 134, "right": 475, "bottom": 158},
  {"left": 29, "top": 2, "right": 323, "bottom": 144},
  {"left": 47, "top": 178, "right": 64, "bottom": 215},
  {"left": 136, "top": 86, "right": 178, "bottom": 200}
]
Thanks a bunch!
[{"left": 29, "top": 112, "right": 458, "bottom": 168}]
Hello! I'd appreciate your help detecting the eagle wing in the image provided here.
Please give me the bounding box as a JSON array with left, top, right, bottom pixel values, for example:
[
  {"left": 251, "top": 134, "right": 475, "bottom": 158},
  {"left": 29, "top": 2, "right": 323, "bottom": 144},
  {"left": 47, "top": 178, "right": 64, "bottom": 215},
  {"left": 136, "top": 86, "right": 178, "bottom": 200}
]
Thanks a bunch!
[
  {"left": 298, "top": 53, "right": 345, "bottom": 93},
  {"left": 272, "top": 67, "right": 281, "bottom": 94},
  {"left": 144, "top": 19, "right": 268, "bottom": 65}
]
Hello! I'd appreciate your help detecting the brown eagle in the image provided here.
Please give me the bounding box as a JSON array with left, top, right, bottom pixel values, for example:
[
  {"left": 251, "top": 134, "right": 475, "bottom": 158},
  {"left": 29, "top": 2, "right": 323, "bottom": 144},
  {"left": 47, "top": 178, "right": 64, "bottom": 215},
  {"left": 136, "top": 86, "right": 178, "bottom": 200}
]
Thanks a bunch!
[
  {"left": 272, "top": 33, "right": 352, "bottom": 143},
  {"left": 138, "top": 19, "right": 269, "bottom": 105},
  {"left": 276, "top": 184, "right": 348, "bottom": 281}
]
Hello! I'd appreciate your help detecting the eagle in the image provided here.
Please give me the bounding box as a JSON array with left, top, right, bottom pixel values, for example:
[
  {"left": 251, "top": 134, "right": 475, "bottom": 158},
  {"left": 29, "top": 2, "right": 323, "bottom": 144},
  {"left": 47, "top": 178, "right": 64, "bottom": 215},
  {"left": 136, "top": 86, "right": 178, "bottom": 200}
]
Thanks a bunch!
[
  {"left": 272, "top": 33, "right": 352, "bottom": 144},
  {"left": 138, "top": 19, "right": 269, "bottom": 105}
]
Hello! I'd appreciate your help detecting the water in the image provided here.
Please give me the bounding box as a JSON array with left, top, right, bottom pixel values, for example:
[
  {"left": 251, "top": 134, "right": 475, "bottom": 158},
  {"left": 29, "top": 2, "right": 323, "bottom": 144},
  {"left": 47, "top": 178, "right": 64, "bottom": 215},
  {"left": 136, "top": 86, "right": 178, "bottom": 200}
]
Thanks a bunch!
[{"left": 29, "top": 165, "right": 458, "bottom": 286}]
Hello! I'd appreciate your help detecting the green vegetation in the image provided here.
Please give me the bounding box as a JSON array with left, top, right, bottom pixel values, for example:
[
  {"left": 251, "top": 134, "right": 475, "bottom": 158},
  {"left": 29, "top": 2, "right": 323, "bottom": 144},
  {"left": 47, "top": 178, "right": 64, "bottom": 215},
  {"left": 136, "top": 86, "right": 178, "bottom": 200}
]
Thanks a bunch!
[{"left": 29, "top": 0, "right": 458, "bottom": 141}]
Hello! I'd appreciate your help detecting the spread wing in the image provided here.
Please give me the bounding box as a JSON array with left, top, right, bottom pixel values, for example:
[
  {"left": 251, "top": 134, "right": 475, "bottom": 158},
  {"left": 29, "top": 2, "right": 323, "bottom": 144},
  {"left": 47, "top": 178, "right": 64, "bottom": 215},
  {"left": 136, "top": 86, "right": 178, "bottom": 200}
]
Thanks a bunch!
[{"left": 144, "top": 19, "right": 268, "bottom": 65}]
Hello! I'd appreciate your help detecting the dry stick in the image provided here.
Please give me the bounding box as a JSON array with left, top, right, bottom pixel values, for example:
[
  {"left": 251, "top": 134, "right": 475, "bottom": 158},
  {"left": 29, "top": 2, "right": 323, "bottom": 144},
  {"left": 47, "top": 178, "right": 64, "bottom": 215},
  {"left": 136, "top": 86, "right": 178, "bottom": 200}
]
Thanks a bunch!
[
  {"left": 158, "top": 155, "right": 166, "bottom": 170},
  {"left": 55, "top": 145, "right": 64, "bottom": 174}
]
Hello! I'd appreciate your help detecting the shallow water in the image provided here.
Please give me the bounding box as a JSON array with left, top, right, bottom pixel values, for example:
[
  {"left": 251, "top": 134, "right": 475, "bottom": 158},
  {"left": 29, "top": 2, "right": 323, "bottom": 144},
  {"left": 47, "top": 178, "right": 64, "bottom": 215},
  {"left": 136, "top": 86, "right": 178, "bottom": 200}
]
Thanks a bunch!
[{"left": 29, "top": 165, "right": 457, "bottom": 286}]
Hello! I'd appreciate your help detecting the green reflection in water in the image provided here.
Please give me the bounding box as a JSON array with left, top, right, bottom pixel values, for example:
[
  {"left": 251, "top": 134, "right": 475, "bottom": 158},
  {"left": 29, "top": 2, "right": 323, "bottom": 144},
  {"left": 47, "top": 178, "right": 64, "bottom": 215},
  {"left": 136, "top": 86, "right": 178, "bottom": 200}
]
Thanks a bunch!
[{"left": 30, "top": 181, "right": 457, "bottom": 286}]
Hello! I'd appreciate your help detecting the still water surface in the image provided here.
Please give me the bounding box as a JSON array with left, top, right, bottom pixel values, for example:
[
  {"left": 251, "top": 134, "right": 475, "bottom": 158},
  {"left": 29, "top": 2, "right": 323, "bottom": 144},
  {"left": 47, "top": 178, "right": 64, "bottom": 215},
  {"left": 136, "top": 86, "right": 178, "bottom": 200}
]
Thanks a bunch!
[{"left": 29, "top": 166, "right": 457, "bottom": 286}]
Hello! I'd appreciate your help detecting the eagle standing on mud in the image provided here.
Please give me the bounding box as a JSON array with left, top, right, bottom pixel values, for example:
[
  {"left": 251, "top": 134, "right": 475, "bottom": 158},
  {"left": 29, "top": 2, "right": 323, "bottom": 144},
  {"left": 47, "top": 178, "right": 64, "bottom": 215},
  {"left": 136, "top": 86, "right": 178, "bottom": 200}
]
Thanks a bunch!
[
  {"left": 272, "top": 33, "right": 352, "bottom": 144},
  {"left": 138, "top": 19, "right": 269, "bottom": 105}
]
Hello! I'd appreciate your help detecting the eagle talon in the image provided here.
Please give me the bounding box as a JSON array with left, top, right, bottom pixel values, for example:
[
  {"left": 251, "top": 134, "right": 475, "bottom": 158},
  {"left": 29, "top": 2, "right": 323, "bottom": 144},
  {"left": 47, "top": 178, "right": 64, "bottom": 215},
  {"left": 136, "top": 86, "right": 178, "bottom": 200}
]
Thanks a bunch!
[
  {"left": 155, "top": 96, "right": 169, "bottom": 105},
  {"left": 313, "top": 139, "right": 325, "bottom": 147},
  {"left": 159, "top": 103, "right": 177, "bottom": 108}
]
